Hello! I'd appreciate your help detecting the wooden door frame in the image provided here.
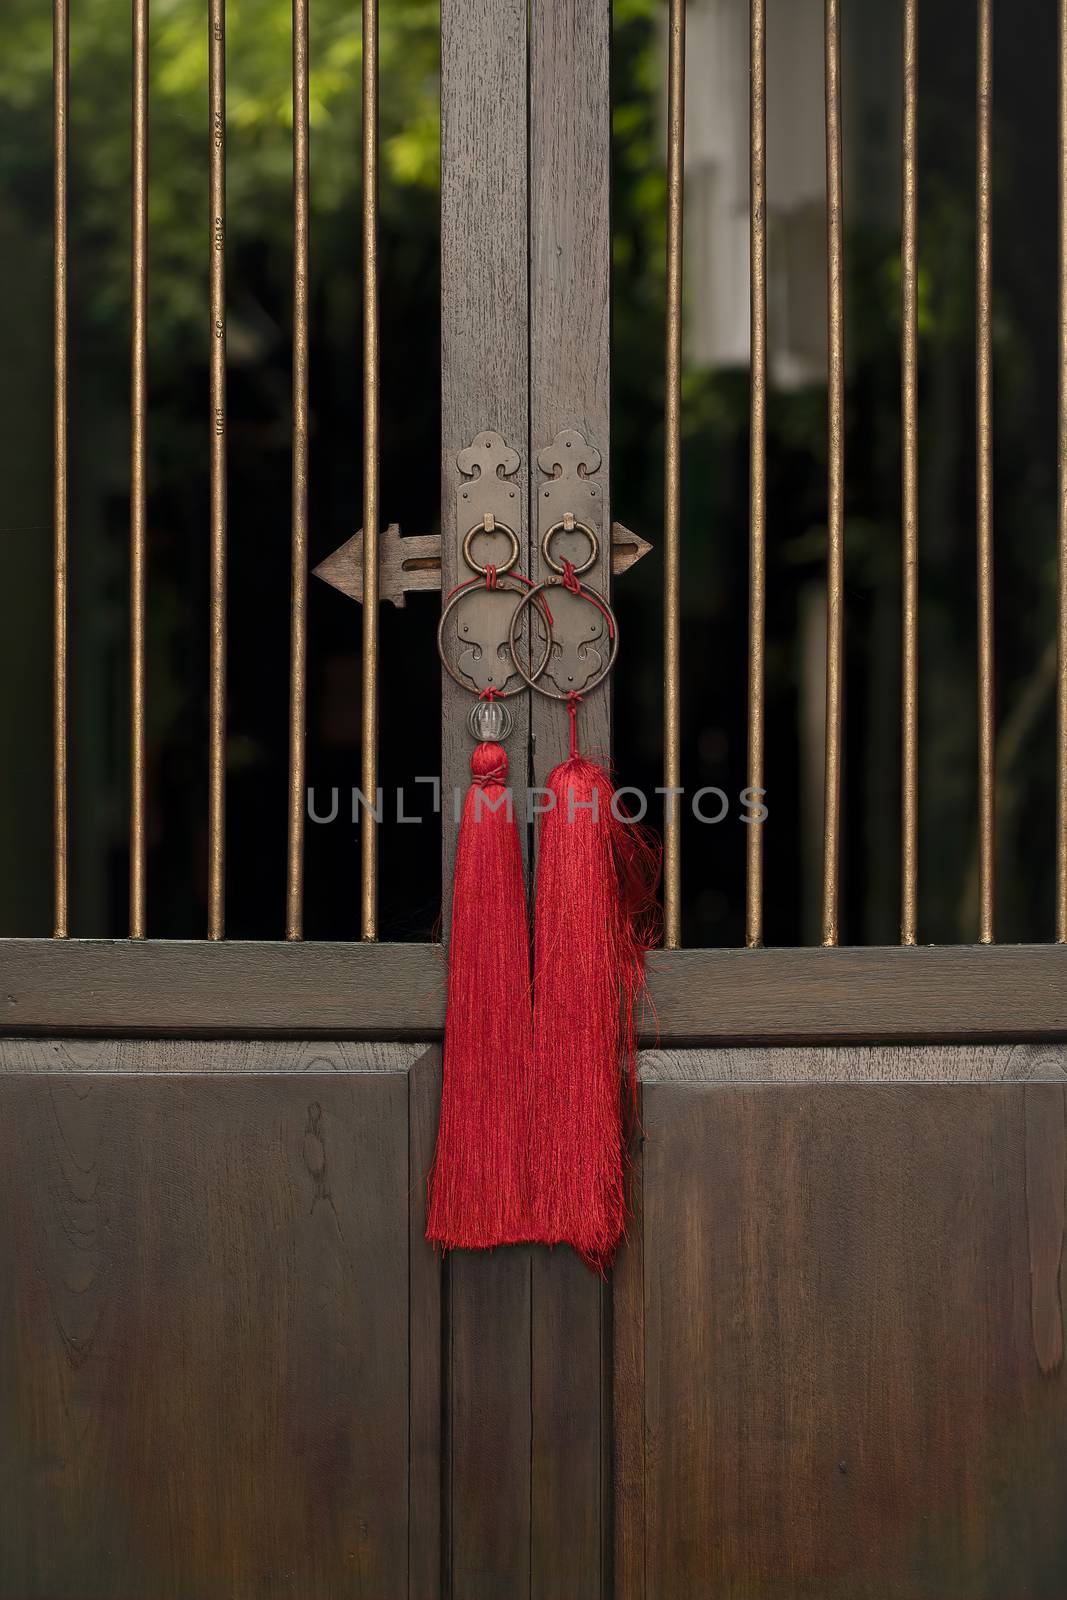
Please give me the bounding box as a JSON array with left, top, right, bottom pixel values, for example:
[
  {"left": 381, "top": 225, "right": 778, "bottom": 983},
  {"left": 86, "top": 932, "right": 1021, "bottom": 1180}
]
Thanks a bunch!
[{"left": 3, "top": 940, "right": 1067, "bottom": 1042}]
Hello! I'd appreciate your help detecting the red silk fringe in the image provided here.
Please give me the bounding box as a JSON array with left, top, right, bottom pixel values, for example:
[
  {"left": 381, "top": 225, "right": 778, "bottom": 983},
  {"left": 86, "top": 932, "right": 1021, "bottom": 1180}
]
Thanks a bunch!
[
  {"left": 426, "top": 741, "right": 533, "bottom": 1249},
  {"left": 528, "top": 713, "right": 660, "bottom": 1270}
]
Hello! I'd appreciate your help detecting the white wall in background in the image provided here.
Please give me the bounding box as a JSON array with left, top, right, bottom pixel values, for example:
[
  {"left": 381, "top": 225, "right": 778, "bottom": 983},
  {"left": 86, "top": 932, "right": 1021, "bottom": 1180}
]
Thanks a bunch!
[{"left": 674, "top": 0, "right": 897, "bottom": 386}]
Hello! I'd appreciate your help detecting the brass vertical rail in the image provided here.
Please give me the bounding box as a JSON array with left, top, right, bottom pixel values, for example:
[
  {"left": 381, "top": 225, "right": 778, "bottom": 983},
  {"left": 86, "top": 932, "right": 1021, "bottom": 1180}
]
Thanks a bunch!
[
  {"left": 976, "top": 0, "right": 995, "bottom": 943},
  {"left": 53, "top": 0, "right": 69, "bottom": 939},
  {"left": 822, "top": 0, "right": 845, "bottom": 947},
  {"left": 286, "top": 0, "right": 309, "bottom": 940},
  {"left": 746, "top": 0, "right": 767, "bottom": 949},
  {"left": 1059, "top": 0, "right": 1067, "bottom": 942},
  {"left": 663, "top": 0, "right": 685, "bottom": 950},
  {"left": 901, "top": 0, "right": 919, "bottom": 945},
  {"left": 361, "top": 0, "right": 380, "bottom": 941},
  {"left": 208, "top": 0, "right": 227, "bottom": 940},
  {"left": 130, "top": 0, "right": 149, "bottom": 939}
]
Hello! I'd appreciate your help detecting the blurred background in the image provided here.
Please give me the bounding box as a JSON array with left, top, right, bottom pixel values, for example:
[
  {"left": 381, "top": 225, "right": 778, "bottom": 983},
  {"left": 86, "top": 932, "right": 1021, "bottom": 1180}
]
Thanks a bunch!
[{"left": 0, "top": 0, "right": 1060, "bottom": 946}]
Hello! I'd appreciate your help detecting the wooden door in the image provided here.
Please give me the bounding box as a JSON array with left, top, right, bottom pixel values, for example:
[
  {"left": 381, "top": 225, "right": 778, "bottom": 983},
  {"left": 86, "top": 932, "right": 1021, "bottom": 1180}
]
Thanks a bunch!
[
  {"left": 3, "top": 1023, "right": 1065, "bottom": 1596},
  {"left": 3, "top": 0, "right": 1067, "bottom": 1596},
  {"left": 0, "top": 1042, "right": 441, "bottom": 1600},
  {"left": 617, "top": 1049, "right": 1067, "bottom": 1599}
]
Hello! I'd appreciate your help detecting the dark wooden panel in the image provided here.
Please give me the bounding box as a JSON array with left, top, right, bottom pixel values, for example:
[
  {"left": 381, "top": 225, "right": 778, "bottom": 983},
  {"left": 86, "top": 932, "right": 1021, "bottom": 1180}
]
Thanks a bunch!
[
  {"left": 408, "top": 1050, "right": 443, "bottom": 1600},
  {"left": 440, "top": 0, "right": 530, "bottom": 901},
  {"left": 438, "top": 4, "right": 535, "bottom": 1595},
  {"left": 531, "top": 1252, "right": 609, "bottom": 1599},
  {"left": 7, "top": 941, "right": 1067, "bottom": 1043},
  {"left": 612, "top": 1136, "right": 646, "bottom": 1600},
  {"left": 530, "top": 0, "right": 611, "bottom": 774},
  {"left": 642, "top": 943, "right": 1067, "bottom": 1042},
  {"left": 447, "top": 1250, "right": 533, "bottom": 1598},
  {"left": 0, "top": 1050, "right": 424, "bottom": 1599},
  {"left": 631, "top": 1076, "right": 1067, "bottom": 1599},
  {"left": 528, "top": 10, "right": 614, "bottom": 1593},
  {"left": 0, "top": 939, "right": 446, "bottom": 1039}
]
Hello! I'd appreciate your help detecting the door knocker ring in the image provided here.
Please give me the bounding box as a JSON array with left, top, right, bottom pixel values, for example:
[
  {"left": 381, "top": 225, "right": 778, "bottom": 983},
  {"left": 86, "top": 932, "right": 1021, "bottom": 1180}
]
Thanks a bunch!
[
  {"left": 461, "top": 515, "right": 521, "bottom": 577},
  {"left": 505, "top": 575, "right": 620, "bottom": 699},
  {"left": 437, "top": 572, "right": 555, "bottom": 734}
]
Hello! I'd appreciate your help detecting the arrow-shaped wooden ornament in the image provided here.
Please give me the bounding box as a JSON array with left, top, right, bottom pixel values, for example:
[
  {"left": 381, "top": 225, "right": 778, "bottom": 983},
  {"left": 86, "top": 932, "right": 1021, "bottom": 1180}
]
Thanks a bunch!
[{"left": 313, "top": 521, "right": 651, "bottom": 608}]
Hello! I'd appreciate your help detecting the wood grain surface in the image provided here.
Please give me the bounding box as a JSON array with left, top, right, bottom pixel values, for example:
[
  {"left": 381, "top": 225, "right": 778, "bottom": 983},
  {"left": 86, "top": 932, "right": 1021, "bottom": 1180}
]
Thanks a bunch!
[
  {"left": 530, "top": 0, "right": 612, "bottom": 776},
  {"left": 641, "top": 944, "right": 1067, "bottom": 1042},
  {"left": 436, "top": 8, "right": 542, "bottom": 1594},
  {"left": 617, "top": 1072, "right": 1067, "bottom": 1599},
  {"left": 408, "top": 1049, "right": 443, "bottom": 1599},
  {"left": 524, "top": 9, "right": 616, "bottom": 1587},
  {"left": 2, "top": 1038, "right": 1064, "bottom": 1596},
  {"left": 440, "top": 0, "right": 530, "bottom": 906},
  {"left": 640, "top": 1040, "right": 1067, "bottom": 1083},
  {"left": 0, "top": 939, "right": 447, "bottom": 1039},
  {"left": 7, "top": 941, "right": 1067, "bottom": 1043},
  {"left": 0, "top": 1041, "right": 441, "bottom": 1600}
]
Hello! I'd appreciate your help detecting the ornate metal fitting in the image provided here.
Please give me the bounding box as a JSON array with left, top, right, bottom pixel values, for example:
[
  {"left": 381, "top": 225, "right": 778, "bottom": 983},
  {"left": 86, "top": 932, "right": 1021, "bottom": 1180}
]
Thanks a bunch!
[
  {"left": 536, "top": 429, "right": 605, "bottom": 572},
  {"left": 436, "top": 432, "right": 549, "bottom": 704},
  {"left": 513, "top": 428, "right": 619, "bottom": 698},
  {"left": 312, "top": 405, "right": 650, "bottom": 610},
  {"left": 438, "top": 574, "right": 550, "bottom": 698},
  {"left": 462, "top": 512, "right": 520, "bottom": 577},
  {"left": 541, "top": 515, "right": 599, "bottom": 576},
  {"left": 507, "top": 577, "right": 620, "bottom": 700}
]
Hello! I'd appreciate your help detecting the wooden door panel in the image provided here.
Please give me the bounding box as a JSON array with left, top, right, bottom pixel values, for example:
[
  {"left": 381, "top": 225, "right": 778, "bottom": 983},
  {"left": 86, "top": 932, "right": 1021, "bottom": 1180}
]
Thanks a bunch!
[
  {"left": 0, "top": 1042, "right": 440, "bottom": 1600},
  {"left": 618, "top": 1063, "right": 1067, "bottom": 1600},
  {"left": 445, "top": 1243, "right": 610, "bottom": 1599}
]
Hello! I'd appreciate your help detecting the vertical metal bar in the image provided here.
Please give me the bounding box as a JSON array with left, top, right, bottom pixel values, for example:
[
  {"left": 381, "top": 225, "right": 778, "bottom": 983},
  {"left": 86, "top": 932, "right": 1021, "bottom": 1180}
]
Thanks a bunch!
[
  {"left": 821, "top": 0, "right": 845, "bottom": 948},
  {"left": 53, "top": 0, "right": 69, "bottom": 940},
  {"left": 976, "top": 0, "right": 995, "bottom": 943},
  {"left": 208, "top": 0, "right": 227, "bottom": 940},
  {"left": 286, "top": 0, "right": 309, "bottom": 940},
  {"left": 130, "top": 0, "right": 149, "bottom": 939},
  {"left": 361, "top": 0, "right": 380, "bottom": 942},
  {"left": 901, "top": 0, "right": 919, "bottom": 944},
  {"left": 746, "top": 0, "right": 767, "bottom": 950},
  {"left": 663, "top": 0, "right": 685, "bottom": 951},
  {"left": 1059, "top": 0, "right": 1067, "bottom": 943}
]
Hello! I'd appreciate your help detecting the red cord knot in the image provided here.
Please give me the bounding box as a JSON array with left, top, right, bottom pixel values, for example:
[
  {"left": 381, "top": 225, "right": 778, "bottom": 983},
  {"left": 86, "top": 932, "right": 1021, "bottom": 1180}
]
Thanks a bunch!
[
  {"left": 485, "top": 564, "right": 498, "bottom": 589},
  {"left": 479, "top": 686, "right": 502, "bottom": 701},
  {"left": 561, "top": 558, "right": 581, "bottom": 595},
  {"left": 470, "top": 740, "right": 508, "bottom": 787},
  {"left": 566, "top": 692, "right": 582, "bottom": 759}
]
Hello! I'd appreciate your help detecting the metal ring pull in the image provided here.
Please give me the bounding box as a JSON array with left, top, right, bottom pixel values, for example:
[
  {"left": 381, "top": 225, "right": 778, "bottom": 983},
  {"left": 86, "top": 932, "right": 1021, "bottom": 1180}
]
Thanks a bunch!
[
  {"left": 438, "top": 574, "right": 553, "bottom": 699},
  {"left": 462, "top": 515, "right": 520, "bottom": 577},
  {"left": 541, "top": 516, "right": 599, "bottom": 577},
  {"left": 506, "top": 576, "right": 620, "bottom": 700}
]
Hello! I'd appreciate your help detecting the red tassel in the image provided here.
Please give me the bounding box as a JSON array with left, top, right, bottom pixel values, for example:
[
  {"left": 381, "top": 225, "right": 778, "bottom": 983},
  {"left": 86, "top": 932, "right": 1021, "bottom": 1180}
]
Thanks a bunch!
[
  {"left": 426, "top": 740, "right": 533, "bottom": 1249},
  {"left": 528, "top": 696, "right": 660, "bottom": 1270}
]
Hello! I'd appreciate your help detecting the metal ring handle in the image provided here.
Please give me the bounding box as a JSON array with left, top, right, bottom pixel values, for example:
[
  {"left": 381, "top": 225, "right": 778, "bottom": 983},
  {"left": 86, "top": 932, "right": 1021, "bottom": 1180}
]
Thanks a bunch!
[
  {"left": 541, "top": 518, "right": 599, "bottom": 577},
  {"left": 506, "top": 577, "right": 620, "bottom": 700},
  {"left": 462, "top": 518, "right": 520, "bottom": 577},
  {"left": 437, "top": 574, "right": 552, "bottom": 697}
]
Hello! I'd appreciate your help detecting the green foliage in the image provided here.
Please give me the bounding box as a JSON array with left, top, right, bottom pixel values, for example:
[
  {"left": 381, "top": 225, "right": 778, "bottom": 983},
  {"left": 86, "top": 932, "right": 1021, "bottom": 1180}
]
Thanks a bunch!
[{"left": 0, "top": 0, "right": 439, "bottom": 354}]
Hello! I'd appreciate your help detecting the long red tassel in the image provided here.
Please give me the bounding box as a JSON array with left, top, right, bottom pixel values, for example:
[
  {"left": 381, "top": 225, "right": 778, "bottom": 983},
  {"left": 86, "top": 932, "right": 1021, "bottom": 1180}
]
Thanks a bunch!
[
  {"left": 528, "top": 693, "right": 660, "bottom": 1270},
  {"left": 426, "top": 738, "right": 533, "bottom": 1249}
]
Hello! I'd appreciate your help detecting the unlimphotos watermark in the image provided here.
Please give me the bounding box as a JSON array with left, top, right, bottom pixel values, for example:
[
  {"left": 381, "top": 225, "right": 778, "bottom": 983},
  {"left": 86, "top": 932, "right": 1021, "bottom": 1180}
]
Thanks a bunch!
[{"left": 307, "top": 781, "right": 768, "bottom": 827}]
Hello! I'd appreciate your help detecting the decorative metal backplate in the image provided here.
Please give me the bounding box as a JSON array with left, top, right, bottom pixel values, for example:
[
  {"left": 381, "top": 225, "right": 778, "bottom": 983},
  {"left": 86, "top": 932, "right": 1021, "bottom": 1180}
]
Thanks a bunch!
[
  {"left": 439, "top": 431, "right": 529, "bottom": 697},
  {"left": 533, "top": 429, "right": 612, "bottom": 697}
]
